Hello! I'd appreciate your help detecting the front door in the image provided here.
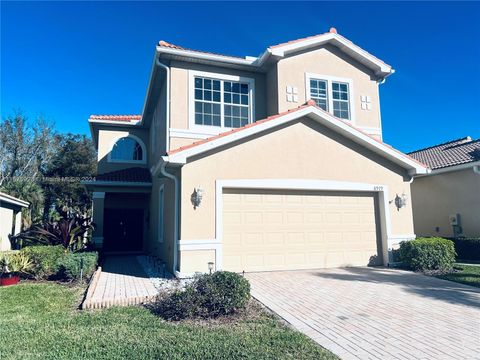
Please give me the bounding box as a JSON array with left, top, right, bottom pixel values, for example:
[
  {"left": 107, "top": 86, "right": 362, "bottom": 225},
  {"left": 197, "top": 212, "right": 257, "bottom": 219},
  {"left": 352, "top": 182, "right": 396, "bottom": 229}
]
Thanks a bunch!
[{"left": 103, "top": 208, "right": 144, "bottom": 252}]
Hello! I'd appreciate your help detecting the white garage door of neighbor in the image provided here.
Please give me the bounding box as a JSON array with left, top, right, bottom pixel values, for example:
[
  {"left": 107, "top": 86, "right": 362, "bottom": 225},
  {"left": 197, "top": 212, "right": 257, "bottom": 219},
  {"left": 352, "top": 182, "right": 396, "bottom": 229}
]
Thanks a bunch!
[{"left": 222, "top": 189, "right": 380, "bottom": 272}]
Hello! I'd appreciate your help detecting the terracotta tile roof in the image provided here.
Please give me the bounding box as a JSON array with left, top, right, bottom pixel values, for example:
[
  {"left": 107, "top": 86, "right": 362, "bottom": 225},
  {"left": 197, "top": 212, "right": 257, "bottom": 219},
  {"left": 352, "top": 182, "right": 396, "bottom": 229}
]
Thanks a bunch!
[
  {"left": 158, "top": 40, "right": 246, "bottom": 60},
  {"left": 95, "top": 167, "right": 152, "bottom": 183},
  {"left": 167, "top": 100, "right": 426, "bottom": 169},
  {"left": 167, "top": 101, "right": 316, "bottom": 155},
  {"left": 158, "top": 28, "right": 391, "bottom": 70},
  {"left": 408, "top": 137, "right": 480, "bottom": 170},
  {"left": 89, "top": 115, "right": 142, "bottom": 122}
]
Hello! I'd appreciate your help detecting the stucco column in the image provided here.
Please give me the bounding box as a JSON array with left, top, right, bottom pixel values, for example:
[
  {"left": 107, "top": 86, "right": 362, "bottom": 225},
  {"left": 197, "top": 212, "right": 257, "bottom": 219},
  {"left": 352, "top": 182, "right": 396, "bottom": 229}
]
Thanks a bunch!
[
  {"left": 13, "top": 210, "right": 22, "bottom": 234},
  {"left": 92, "top": 192, "right": 105, "bottom": 249}
]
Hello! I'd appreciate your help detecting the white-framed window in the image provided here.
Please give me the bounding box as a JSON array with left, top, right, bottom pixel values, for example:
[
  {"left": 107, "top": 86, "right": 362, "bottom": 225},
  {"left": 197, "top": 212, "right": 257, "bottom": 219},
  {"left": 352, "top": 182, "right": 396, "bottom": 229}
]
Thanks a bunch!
[
  {"left": 332, "top": 82, "right": 350, "bottom": 119},
  {"left": 158, "top": 184, "right": 164, "bottom": 243},
  {"left": 309, "top": 79, "right": 328, "bottom": 111},
  {"left": 189, "top": 70, "right": 255, "bottom": 133},
  {"left": 108, "top": 134, "right": 147, "bottom": 164},
  {"left": 305, "top": 73, "right": 354, "bottom": 121}
]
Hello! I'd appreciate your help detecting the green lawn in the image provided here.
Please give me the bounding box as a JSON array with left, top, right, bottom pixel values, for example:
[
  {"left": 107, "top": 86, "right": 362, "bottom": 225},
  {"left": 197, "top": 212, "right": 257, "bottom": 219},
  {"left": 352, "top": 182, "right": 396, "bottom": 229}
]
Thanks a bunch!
[
  {"left": 0, "top": 282, "right": 337, "bottom": 360},
  {"left": 436, "top": 264, "right": 480, "bottom": 288}
]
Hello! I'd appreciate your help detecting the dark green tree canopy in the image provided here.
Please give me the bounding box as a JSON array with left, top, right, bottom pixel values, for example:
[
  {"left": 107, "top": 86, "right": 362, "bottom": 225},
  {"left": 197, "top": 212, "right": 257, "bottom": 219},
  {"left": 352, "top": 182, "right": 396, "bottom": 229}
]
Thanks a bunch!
[{"left": 1, "top": 112, "right": 97, "bottom": 227}]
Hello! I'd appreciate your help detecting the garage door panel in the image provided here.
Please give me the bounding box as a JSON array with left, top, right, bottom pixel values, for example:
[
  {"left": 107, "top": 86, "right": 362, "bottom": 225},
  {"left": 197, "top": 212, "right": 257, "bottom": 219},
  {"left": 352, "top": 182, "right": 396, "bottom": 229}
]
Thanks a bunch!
[
  {"left": 286, "top": 232, "right": 305, "bottom": 245},
  {"left": 286, "top": 211, "right": 304, "bottom": 223},
  {"left": 244, "top": 232, "right": 262, "bottom": 245},
  {"left": 224, "top": 211, "right": 242, "bottom": 225},
  {"left": 265, "top": 232, "right": 284, "bottom": 245},
  {"left": 223, "top": 190, "right": 380, "bottom": 272}
]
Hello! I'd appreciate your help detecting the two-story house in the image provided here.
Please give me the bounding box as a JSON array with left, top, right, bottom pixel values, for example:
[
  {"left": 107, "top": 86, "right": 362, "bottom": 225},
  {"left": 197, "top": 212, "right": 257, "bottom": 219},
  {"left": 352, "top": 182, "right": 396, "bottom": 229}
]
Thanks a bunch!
[{"left": 84, "top": 28, "right": 429, "bottom": 277}]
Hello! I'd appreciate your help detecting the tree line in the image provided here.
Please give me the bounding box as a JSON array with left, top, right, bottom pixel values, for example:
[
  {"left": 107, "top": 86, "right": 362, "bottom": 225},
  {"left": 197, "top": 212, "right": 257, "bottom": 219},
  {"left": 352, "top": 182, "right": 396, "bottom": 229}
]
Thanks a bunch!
[{"left": 0, "top": 111, "right": 97, "bottom": 229}]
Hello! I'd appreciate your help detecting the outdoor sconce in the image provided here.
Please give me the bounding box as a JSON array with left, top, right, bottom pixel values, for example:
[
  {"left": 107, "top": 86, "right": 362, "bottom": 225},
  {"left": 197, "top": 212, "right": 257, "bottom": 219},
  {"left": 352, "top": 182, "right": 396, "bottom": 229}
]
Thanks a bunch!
[
  {"left": 394, "top": 192, "right": 407, "bottom": 211},
  {"left": 191, "top": 187, "right": 204, "bottom": 209},
  {"left": 208, "top": 262, "right": 214, "bottom": 274}
]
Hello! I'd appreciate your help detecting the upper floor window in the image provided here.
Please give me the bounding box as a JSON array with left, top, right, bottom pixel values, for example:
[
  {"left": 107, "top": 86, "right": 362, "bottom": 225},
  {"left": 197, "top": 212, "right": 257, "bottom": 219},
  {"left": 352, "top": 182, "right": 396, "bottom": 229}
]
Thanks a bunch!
[
  {"left": 332, "top": 82, "right": 350, "bottom": 120},
  {"left": 309, "top": 79, "right": 328, "bottom": 111},
  {"left": 109, "top": 136, "right": 146, "bottom": 163},
  {"left": 190, "top": 70, "right": 254, "bottom": 131},
  {"left": 306, "top": 73, "right": 353, "bottom": 121}
]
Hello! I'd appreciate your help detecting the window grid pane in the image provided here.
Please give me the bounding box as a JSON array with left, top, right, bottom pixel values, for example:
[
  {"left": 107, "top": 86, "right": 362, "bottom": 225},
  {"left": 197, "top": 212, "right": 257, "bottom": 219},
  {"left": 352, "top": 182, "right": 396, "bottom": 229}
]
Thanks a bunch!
[
  {"left": 223, "top": 80, "right": 249, "bottom": 128},
  {"left": 194, "top": 77, "right": 222, "bottom": 126},
  {"left": 332, "top": 81, "right": 350, "bottom": 120},
  {"left": 194, "top": 76, "right": 251, "bottom": 128},
  {"left": 309, "top": 79, "right": 328, "bottom": 111}
]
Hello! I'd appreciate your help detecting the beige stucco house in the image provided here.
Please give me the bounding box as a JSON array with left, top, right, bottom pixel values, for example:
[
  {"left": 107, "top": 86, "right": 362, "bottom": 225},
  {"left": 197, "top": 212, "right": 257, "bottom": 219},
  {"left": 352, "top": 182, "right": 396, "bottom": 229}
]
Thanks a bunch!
[
  {"left": 84, "top": 28, "right": 429, "bottom": 277},
  {"left": 0, "top": 192, "right": 29, "bottom": 251},
  {"left": 409, "top": 137, "right": 480, "bottom": 238}
]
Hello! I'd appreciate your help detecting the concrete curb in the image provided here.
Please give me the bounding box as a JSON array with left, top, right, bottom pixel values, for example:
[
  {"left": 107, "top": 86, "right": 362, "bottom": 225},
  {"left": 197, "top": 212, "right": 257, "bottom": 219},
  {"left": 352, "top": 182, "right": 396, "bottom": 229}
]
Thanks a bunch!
[{"left": 81, "top": 266, "right": 102, "bottom": 310}]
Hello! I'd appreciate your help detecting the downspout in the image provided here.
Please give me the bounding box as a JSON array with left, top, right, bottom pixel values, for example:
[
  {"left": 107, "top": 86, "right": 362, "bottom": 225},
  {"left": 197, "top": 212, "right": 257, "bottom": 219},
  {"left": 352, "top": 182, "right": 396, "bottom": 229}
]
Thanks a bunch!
[
  {"left": 159, "top": 161, "right": 180, "bottom": 275},
  {"left": 155, "top": 57, "right": 170, "bottom": 152},
  {"left": 155, "top": 56, "right": 179, "bottom": 274},
  {"left": 473, "top": 165, "right": 480, "bottom": 175}
]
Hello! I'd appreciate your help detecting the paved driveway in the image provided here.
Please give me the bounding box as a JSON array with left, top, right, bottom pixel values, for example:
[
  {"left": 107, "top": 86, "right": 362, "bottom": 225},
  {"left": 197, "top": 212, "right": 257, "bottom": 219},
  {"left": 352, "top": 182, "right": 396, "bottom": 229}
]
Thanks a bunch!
[{"left": 247, "top": 267, "right": 480, "bottom": 360}]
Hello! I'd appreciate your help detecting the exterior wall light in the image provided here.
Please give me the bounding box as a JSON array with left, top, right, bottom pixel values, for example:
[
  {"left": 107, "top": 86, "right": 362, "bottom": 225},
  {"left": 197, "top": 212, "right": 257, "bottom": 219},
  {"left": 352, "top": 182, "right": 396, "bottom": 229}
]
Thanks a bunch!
[
  {"left": 208, "top": 261, "right": 214, "bottom": 274},
  {"left": 394, "top": 192, "right": 407, "bottom": 211},
  {"left": 191, "top": 187, "right": 204, "bottom": 209}
]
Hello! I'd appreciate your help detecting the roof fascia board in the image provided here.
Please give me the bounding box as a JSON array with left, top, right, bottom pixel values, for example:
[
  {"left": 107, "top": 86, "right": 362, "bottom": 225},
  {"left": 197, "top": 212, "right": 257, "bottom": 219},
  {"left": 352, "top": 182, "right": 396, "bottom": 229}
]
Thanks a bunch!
[
  {"left": 163, "top": 107, "right": 312, "bottom": 164},
  {"left": 164, "top": 107, "right": 428, "bottom": 175},
  {"left": 305, "top": 111, "right": 428, "bottom": 174},
  {"left": 88, "top": 119, "right": 141, "bottom": 126},
  {"left": 0, "top": 193, "right": 29, "bottom": 208},
  {"left": 269, "top": 33, "right": 335, "bottom": 56},
  {"left": 270, "top": 33, "right": 392, "bottom": 76},
  {"left": 140, "top": 52, "right": 159, "bottom": 126},
  {"left": 156, "top": 46, "right": 256, "bottom": 67},
  {"left": 417, "top": 160, "right": 480, "bottom": 176},
  {"left": 155, "top": 35, "right": 392, "bottom": 77}
]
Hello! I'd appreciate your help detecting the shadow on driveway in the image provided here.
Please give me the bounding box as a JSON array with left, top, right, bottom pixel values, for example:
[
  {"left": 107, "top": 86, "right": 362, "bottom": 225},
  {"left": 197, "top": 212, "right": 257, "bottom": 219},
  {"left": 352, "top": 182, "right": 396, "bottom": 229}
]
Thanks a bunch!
[{"left": 313, "top": 267, "right": 480, "bottom": 309}]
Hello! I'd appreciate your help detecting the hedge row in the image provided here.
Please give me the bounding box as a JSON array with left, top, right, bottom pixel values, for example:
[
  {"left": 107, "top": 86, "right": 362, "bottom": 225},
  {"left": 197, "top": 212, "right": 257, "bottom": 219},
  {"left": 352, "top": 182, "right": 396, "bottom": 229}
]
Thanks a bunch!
[
  {"left": 399, "top": 237, "right": 456, "bottom": 272},
  {"left": 449, "top": 238, "right": 480, "bottom": 261},
  {"left": 20, "top": 245, "right": 98, "bottom": 281}
]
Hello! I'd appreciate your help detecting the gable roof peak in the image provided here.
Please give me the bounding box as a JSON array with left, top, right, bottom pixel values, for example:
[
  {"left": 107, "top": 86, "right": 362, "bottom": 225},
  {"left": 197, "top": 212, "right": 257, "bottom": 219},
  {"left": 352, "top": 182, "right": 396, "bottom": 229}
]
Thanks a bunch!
[{"left": 156, "top": 29, "right": 393, "bottom": 79}]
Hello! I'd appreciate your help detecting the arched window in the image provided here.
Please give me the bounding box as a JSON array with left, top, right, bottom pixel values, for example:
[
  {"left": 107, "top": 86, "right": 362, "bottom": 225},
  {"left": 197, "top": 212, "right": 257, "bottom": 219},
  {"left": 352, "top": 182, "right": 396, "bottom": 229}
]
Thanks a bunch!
[{"left": 110, "top": 136, "right": 144, "bottom": 162}]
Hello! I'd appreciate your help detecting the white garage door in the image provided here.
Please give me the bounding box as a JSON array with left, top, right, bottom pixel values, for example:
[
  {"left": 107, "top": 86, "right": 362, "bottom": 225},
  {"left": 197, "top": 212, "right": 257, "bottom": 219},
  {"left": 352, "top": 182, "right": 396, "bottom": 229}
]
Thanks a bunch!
[{"left": 222, "top": 189, "right": 380, "bottom": 272}]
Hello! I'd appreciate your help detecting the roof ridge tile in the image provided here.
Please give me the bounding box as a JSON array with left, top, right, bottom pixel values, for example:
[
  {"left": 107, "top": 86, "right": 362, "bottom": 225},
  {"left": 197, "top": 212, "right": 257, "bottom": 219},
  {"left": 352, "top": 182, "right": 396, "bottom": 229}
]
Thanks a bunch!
[{"left": 408, "top": 136, "right": 473, "bottom": 154}]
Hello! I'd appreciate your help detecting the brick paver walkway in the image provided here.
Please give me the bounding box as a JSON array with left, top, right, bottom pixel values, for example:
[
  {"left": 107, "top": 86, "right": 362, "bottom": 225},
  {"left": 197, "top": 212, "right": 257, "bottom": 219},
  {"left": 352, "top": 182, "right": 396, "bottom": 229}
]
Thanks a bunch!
[
  {"left": 247, "top": 267, "right": 480, "bottom": 360},
  {"left": 87, "top": 256, "right": 158, "bottom": 309}
]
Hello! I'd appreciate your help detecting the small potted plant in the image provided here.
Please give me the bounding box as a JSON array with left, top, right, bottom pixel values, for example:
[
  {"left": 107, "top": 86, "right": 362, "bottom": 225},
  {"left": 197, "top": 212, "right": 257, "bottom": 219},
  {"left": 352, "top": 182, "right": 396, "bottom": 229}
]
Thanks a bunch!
[{"left": 0, "top": 252, "right": 33, "bottom": 286}]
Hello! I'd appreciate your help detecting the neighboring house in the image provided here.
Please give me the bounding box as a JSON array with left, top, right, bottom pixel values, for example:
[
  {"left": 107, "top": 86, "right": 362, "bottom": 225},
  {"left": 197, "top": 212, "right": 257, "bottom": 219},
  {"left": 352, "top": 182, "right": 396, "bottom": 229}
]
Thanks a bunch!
[
  {"left": 83, "top": 28, "right": 429, "bottom": 277},
  {"left": 0, "top": 192, "right": 29, "bottom": 251},
  {"left": 409, "top": 137, "right": 480, "bottom": 238}
]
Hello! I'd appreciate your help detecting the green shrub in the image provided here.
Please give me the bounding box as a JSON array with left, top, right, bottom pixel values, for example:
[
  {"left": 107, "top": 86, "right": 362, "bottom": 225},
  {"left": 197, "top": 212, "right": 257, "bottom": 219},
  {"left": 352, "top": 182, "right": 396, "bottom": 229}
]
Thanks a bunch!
[
  {"left": 154, "top": 271, "right": 250, "bottom": 320},
  {"left": 450, "top": 238, "right": 480, "bottom": 261},
  {"left": 20, "top": 245, "right": 66, "bottom": 279},
  {"left": 155, "top": 287, "right": 201, "bottom": 321},
  {"left": 194, "top": 271, "right": 251, "bottom": 317},
  {"left": 399, "top": 237, "right": 456, "bottom": 272},
  {"left": 57, "top": 252, "right": 98, "bottom": 281}
]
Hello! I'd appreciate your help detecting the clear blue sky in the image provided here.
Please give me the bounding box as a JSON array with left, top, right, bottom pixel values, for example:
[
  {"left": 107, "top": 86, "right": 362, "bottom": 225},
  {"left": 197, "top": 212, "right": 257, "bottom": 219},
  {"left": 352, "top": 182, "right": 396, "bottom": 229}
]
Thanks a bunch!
[{"left": 1, "top": 1, "right": 479, "bottom": 152}]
